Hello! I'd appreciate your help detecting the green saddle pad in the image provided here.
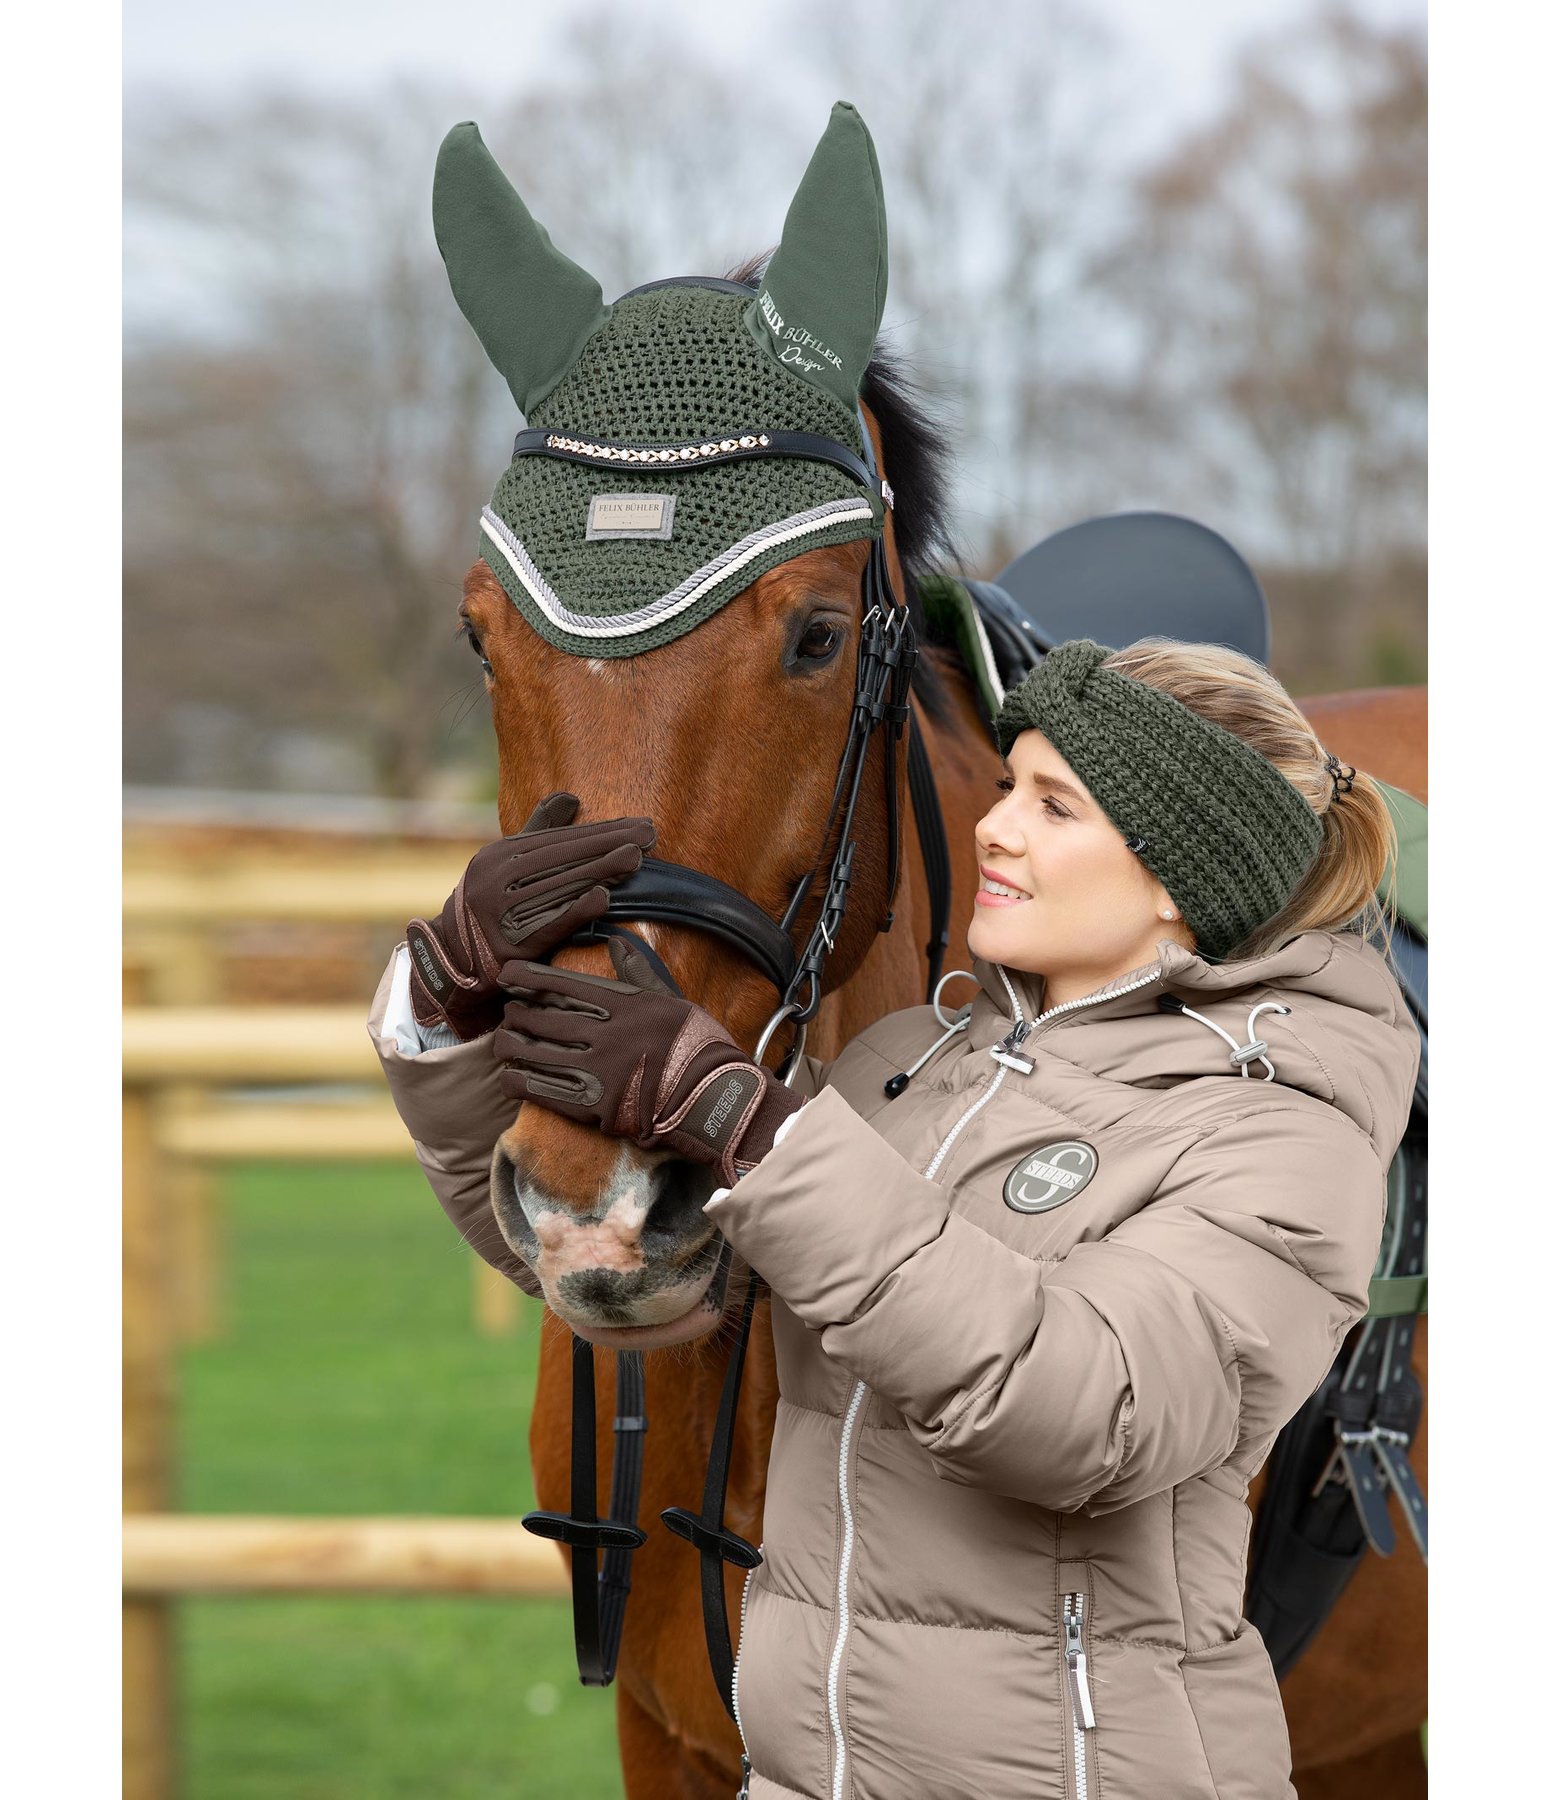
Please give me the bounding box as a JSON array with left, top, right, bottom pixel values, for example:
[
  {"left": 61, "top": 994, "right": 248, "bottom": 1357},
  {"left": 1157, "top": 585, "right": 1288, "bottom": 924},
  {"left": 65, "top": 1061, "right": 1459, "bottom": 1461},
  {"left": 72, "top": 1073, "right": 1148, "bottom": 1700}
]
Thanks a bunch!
[
  {"left": 1375, "top": 782, "right": 1427, "bottom": 939},
  {"left": 918, "top": 572, "right": 1004, "bottom": 720},
  {"left": 918, "top": 572, "right": 1427, "bottom": 939}
]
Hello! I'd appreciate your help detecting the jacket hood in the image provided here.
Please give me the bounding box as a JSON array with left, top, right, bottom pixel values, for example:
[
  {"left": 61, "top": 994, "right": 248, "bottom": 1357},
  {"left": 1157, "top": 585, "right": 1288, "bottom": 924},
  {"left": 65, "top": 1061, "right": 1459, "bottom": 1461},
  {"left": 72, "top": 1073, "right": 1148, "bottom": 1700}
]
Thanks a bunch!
[{"left": 967, "top": 929, "right": 1420, "bottom": 1165}]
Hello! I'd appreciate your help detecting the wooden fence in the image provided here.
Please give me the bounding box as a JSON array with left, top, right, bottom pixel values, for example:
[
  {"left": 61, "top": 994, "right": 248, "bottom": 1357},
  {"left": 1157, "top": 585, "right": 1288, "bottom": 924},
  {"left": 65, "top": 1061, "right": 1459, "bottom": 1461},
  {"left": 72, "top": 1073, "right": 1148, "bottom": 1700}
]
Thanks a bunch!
[
  {"left": 124, "top": 850, "right": 521, "bottom": 1340},
  {"left": 123, "top": 842, "right": 562, "bottom": 1799},
  {"left": 122, "top": 1007, "right": 567, "bottom": 1800}
]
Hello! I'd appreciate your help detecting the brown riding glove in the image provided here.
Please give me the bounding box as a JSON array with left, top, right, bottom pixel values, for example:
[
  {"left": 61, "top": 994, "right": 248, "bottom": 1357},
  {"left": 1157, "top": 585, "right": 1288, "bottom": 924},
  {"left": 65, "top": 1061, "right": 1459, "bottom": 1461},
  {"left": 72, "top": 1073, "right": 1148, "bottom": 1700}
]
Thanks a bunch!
[
  {"left": 492, "top": 936, "right": 806, "bottom": 1187},
  {"left": 405, "top": 793, "right": 656, "bottom": 1041}
]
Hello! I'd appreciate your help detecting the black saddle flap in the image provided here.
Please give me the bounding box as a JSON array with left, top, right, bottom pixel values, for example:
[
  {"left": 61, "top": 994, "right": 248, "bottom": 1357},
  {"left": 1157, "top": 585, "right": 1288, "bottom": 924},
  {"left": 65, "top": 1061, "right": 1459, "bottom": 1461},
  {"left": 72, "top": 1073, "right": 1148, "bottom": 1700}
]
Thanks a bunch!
[{"left": 993, "top": 512, "right": 1271, "bottom": 666}]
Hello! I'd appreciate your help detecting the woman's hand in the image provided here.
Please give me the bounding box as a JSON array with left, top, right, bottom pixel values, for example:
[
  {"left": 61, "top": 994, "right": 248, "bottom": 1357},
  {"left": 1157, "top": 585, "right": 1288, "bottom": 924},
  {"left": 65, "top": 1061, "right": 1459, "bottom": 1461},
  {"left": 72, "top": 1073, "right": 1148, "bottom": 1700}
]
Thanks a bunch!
[
  {"left": 405, "top": 793, "right": 655, "bottom": 1040},
  {"left": 492, "top": 936, "right": 805, "bottom": 1186}
]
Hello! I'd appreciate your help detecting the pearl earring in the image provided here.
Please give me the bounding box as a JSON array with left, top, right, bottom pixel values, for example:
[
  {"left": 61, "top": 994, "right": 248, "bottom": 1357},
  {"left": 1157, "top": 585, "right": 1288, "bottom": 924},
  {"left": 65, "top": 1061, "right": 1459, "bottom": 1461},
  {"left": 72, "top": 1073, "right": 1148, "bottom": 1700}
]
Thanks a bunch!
[{"left": 1162, "top": 909, "right": 1175, "bottom": 920}]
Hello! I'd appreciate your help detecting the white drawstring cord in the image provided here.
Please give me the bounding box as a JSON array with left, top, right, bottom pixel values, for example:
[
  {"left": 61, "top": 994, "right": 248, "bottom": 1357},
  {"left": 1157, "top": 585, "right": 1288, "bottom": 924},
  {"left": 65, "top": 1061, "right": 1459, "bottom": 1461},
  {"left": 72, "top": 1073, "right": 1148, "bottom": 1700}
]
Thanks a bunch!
[
  {"left": 931, "top": 968, "right": 979, "bottom": 1030},
  {"left": 900, "top": 1015, "right": 971, "bottom": 1080},
  {"left": 884, "top": 970, "right": 979, "bottom": 1099},
  {"left": 1169, "top": 997, "right": 1291, "bottom": 1080}
]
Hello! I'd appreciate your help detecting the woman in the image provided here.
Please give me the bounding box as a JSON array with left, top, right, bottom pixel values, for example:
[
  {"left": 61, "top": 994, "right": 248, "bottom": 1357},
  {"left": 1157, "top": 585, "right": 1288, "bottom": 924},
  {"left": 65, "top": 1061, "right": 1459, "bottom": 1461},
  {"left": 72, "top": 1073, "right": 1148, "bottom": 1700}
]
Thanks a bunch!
[{"left": 370, "top": 636, "right": 1420, "bottom": 1799}]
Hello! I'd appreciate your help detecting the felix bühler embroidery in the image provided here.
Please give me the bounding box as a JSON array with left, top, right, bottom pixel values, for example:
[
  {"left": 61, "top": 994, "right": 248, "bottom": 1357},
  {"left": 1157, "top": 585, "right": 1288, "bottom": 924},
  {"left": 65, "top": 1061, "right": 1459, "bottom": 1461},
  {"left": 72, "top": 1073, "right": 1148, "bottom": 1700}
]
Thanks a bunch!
[
  {"left": 757, "top": 288, "right": 844, "bottom": 378},
  {"left": 1003, "top": 1141, "right": 1099, "bottom": 1214}
]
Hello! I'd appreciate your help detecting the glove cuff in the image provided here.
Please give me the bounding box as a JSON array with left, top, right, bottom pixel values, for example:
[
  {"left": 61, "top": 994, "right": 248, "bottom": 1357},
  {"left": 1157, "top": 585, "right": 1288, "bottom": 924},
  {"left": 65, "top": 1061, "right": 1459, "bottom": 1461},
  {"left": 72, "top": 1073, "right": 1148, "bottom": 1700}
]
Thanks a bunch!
[
  {"left": 406, "top": 918, "right": 503, "bottom": 1039},
  {"left": 656, "top": 1060, "right": 806, "bottom": 1185},
  {"left": 729, "top": 1080, "right": 807, "bottom": 1177}
]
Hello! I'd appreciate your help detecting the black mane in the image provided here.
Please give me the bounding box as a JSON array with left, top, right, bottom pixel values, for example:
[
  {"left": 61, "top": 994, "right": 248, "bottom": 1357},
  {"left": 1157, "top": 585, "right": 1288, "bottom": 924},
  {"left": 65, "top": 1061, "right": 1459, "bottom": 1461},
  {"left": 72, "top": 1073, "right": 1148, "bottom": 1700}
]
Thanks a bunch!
[
  {"left": 724, "top": 257, "right": 959, "bottom": 721},
  {"left": 858, "top": 341, "right": 958, "bottom": 720}
]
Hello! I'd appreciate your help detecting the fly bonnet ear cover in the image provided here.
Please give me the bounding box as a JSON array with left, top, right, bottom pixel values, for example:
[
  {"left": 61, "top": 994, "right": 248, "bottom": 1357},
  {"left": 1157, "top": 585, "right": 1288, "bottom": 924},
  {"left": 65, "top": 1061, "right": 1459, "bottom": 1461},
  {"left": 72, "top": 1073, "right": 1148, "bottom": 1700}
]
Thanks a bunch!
[
  {"left": 433, "top": 103, "right": 890, "bottom": 658},
  {"left": 994, "top": 639, "right": 1324, "bottom": 959}
]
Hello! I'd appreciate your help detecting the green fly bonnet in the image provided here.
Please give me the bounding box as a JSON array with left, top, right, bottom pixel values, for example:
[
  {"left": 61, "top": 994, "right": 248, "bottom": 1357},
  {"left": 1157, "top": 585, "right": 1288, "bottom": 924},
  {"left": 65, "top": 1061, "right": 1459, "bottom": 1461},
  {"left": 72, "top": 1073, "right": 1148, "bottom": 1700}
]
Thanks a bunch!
[{"left": 433, "top": 103, "right": 891, "bottom": 657}]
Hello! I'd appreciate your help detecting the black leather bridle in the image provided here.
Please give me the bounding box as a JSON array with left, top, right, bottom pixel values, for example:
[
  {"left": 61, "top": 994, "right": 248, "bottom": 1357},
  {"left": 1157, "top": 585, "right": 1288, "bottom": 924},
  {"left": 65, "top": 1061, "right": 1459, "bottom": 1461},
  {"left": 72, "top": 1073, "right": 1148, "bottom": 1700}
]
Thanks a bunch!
[{"left": 516, "top": 276, "right": 954, "bottom": 1726}]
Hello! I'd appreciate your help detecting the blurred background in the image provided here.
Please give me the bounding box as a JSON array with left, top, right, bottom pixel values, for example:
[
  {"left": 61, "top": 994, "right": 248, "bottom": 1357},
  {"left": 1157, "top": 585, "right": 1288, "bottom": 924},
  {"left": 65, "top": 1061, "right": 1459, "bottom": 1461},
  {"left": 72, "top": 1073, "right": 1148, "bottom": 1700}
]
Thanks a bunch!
[{"left": 121, "top": 2, "right": 1426, "bottom": 1795}]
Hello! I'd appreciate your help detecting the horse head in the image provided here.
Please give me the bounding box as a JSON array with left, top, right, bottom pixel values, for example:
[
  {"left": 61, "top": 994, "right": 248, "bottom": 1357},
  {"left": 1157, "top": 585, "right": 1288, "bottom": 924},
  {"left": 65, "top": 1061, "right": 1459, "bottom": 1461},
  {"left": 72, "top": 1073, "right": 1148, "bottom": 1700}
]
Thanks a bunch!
[{"left": 434, "top": 105, "right": 949, "bottom": 1348}]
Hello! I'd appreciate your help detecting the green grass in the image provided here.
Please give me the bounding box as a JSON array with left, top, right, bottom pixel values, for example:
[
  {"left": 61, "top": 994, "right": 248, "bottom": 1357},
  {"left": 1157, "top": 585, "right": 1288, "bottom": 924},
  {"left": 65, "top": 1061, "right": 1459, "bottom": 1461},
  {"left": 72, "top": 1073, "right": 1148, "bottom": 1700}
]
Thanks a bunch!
[{"left": 175, "top": 1160, "right": 625, "bottom": 1800}]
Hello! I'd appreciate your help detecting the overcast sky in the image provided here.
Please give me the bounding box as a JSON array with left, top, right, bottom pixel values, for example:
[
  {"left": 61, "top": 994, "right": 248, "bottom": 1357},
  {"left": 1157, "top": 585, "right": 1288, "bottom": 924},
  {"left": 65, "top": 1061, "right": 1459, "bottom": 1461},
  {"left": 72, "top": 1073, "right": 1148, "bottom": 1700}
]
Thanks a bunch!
[{"left": 125, "top": 0, "right": 1425, "bottom": 151}]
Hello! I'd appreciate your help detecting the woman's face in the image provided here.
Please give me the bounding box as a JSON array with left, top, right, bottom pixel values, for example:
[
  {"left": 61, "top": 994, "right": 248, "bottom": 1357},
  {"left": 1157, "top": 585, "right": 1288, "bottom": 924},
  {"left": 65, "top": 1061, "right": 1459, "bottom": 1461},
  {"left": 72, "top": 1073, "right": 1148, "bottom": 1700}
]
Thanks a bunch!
[{"left": 967, "top": 728, "right": 1190, "bottom": 991}]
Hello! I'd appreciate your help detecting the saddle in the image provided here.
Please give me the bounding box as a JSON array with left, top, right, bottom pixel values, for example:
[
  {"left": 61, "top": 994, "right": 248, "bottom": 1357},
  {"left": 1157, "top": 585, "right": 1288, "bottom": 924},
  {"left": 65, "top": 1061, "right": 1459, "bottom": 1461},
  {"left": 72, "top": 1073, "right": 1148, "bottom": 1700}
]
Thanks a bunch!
[
  {"left": 925, "top": 512, "right": 1429, "bottom": 1681},
  {"left": 919, "top": 510, "right": 1272, "bottom": 728}
]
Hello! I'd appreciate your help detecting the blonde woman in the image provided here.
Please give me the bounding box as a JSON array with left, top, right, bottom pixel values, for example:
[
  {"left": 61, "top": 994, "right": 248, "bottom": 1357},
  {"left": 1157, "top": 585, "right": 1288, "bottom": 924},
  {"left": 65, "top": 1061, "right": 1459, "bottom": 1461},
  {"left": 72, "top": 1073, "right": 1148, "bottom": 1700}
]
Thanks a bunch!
[{"left": 388, "top": 637, "right": 1420, "bottom": 1799}]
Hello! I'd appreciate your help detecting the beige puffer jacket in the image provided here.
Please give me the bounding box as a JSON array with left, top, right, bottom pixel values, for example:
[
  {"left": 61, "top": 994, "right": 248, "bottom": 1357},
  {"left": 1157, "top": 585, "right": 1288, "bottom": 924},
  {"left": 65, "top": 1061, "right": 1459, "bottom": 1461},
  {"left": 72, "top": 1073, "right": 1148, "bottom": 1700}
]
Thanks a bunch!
[
  {"left": 368, "top": 926, "right": 1419, "bottom": 1800},
  {"left": 699, "top": 928, "right": 1419, "bottom": 1800}
]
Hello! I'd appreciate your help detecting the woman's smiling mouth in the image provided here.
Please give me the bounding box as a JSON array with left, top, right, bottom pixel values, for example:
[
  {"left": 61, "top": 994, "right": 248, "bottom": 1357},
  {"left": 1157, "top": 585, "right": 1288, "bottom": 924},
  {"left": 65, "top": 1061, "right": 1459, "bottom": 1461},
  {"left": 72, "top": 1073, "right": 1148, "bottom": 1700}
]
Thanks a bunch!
[{"left": 975, "top": 866, "right": 1032, "bottom": 906}]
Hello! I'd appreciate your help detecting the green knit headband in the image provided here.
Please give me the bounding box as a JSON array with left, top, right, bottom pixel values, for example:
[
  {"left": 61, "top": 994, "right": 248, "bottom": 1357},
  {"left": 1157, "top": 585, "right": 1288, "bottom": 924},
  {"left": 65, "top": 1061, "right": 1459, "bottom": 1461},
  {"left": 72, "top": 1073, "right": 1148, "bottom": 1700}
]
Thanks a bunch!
[{"left": 993, "top": 639, "right": 1323, "bottom": 958}]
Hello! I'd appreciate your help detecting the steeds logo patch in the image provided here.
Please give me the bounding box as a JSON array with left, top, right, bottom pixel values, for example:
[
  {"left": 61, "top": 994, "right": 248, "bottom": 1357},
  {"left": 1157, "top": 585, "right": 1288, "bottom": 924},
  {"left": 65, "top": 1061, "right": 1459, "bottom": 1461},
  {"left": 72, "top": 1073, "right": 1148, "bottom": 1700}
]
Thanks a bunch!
[{"left": 1002, "top": 1141, "right": 1099, "bottom": 1214}]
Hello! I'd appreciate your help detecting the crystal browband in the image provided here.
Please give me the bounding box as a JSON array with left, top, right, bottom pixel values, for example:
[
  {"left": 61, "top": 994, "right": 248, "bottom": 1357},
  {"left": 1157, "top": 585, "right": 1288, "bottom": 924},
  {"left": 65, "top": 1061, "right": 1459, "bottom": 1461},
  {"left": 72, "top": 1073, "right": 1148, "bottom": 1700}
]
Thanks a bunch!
[
  {"left": 510, "top": 425, "right": 893, "bottom": 509},
  {"left": 545, "top": 430, "right": 771, "bottom": 464}
]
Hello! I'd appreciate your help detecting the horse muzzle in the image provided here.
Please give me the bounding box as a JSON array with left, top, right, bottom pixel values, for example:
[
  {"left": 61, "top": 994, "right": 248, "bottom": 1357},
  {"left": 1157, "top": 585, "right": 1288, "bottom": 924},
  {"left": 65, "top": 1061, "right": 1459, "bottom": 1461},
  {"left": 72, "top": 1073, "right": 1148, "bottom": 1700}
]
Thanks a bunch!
[{"left": 491, "top": 1126, "right": 733, "bottom": 1346}]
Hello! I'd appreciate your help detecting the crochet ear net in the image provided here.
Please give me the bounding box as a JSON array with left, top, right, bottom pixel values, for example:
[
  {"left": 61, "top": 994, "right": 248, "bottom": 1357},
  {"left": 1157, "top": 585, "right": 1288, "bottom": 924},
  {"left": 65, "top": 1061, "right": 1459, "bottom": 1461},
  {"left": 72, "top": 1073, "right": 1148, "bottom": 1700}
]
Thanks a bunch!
[
  {"left": 432, "top": 121, "right": 611, "bottom": 413},
  {"left": 433, "top": 103, "right": 888, "bottom": 416}
]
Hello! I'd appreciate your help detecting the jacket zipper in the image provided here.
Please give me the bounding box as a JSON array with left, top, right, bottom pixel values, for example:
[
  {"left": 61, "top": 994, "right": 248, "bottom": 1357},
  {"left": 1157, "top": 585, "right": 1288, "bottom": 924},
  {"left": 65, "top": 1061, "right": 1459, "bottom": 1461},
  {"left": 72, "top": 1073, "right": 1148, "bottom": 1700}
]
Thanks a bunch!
[
  {"left": 731, "top": 1546, "right": 762, "bottom": 1800},
  {"left": 823, "top": 970, "right": 1030, "bottom": 1797},
  {"left": 824, "top": 1379, "right": 869, "bottom": 1800},
  {"left": 819, "top": 966, "right": 1150, "bottom": 1797},
  {"left": 1064, "top": 1592, "right": 1097, "bottom": 1800},
  {"left": 1025, "top": 966, "right": 1163, "bottom": 1040}
]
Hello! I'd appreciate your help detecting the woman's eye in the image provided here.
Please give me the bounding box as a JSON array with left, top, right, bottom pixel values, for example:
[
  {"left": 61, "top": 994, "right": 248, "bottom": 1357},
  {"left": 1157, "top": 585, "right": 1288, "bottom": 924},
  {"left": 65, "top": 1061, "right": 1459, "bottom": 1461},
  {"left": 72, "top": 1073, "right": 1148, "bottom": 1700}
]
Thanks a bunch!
[
  {"left": 797, "top": 620, "right": 842, "bottom": 662},
  {"left": 994, "top": 775, "right": 1067, "bottom": 816}
]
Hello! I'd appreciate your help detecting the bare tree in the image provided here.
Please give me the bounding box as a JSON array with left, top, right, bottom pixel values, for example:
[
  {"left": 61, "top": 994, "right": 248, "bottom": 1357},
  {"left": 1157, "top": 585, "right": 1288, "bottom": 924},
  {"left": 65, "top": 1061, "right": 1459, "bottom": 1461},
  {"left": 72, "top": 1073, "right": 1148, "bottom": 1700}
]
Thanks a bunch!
[
  {"left": 803, "top": 0, "right": 1128, "bottom": 568},
  {"left": 124, "top": 42, "right": 808, "bottom": 798},
  {"left": 1095, "top": 6, "right": 1426, "bottom": 583},
  {"left": 125, "top": 83, "right": 518, "bottom": 795}
]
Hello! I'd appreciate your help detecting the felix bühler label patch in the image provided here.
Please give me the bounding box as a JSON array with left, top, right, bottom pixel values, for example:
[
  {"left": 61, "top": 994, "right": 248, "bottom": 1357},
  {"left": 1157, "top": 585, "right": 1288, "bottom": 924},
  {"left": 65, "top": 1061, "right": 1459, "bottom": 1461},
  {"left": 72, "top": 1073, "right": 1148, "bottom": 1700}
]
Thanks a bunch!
[
  {"left": 1003, "top": 1141, "right": 1099, "bottom": 1214},
  {"left": 586, "top": 493, "right": 675, "bottom": 540}
]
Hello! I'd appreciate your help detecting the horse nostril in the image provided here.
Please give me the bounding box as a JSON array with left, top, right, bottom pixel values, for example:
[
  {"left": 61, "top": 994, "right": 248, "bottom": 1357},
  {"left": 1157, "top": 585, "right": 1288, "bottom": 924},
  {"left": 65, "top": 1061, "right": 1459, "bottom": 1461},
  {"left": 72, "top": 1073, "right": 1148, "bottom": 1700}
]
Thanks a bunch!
[
  {"left": 490, "top": 1139, "right": 541, "bottom": 1263},
  {"left": 643, "top": 1161, "right": 722, "bottom": 1240}
]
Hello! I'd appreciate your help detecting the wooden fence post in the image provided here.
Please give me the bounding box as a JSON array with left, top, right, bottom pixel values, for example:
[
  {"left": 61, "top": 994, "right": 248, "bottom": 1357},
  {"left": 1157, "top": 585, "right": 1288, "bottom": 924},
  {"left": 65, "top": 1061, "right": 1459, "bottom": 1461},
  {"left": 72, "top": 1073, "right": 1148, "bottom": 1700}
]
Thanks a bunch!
[
  {"left": 143, "top": 926, "right": 225, "bottom": 1344},
  {"left": 123, "top": 1085, "right": 175, "bottom": 1800}
]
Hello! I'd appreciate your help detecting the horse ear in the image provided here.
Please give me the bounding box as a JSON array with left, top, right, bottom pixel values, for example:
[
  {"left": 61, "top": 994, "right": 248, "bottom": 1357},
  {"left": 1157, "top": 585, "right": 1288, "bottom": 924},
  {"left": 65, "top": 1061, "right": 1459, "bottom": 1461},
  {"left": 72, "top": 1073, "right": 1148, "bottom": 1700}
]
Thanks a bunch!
[
  {"left": 432, "top": 121, "right": 610, "bottom": 414},
  {"left": 745, "top": 102, "right": 888, "bottom": 411}
]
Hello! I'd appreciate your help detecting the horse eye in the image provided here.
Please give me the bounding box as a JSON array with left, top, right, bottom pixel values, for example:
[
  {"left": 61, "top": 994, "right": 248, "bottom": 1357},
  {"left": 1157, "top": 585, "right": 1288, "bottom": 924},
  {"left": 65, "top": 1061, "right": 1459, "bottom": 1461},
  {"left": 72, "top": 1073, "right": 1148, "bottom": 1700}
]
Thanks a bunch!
[
  {"left": 797, "top": 620, "right": 841, "bottom": 662},
  {"left": 459, "top": 619, "right": 494, "bottom": 677}
]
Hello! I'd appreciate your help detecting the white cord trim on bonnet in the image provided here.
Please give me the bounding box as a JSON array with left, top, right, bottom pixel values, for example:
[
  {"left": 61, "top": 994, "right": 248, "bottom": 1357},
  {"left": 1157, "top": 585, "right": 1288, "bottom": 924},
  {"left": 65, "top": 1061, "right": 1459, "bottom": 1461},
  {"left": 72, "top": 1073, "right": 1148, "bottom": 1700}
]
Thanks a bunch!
[
  {"left": 1171, "top": 998, "right": 1292, "bottom": 1080},
  {"left": 480, "top": 498, "right": 874, "bottom": 642}
]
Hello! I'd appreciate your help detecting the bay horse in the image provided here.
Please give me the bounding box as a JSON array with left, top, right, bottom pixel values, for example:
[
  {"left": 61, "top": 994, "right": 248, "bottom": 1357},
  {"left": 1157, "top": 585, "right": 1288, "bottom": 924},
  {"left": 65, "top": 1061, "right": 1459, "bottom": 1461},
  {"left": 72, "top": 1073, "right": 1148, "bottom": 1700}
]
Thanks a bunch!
[{"left": 458, "top": 356, "right": 1427, "bottom": 1797}]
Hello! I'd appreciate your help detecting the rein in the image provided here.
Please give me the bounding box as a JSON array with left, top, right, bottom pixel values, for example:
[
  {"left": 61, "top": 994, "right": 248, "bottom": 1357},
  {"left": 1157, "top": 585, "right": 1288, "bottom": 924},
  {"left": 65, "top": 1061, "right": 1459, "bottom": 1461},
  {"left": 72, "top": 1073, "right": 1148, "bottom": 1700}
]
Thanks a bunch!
[{"left": 514, "top": 300, "right": 953, "bottom": 1709}]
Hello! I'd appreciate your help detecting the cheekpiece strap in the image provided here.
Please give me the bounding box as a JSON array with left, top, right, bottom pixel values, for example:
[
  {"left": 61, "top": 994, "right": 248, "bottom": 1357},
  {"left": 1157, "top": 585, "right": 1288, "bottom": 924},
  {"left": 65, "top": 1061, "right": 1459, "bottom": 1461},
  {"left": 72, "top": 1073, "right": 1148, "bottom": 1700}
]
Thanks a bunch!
[{"left": 510, "top": 426, "right": 892, "bottom": 509}]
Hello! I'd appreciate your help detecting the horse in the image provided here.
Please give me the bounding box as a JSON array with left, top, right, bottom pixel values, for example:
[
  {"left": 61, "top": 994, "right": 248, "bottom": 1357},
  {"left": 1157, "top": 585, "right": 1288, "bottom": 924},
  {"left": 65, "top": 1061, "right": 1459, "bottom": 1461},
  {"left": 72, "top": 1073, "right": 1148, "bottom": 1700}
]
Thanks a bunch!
[{"left": 451, "top": 339, "right": 1426, "bottom": 1796}]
